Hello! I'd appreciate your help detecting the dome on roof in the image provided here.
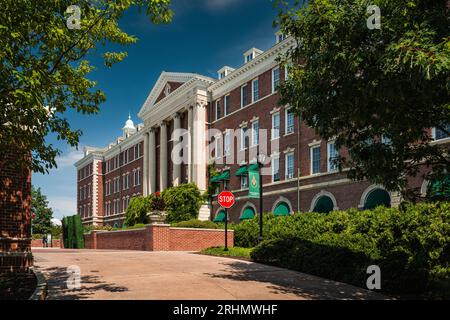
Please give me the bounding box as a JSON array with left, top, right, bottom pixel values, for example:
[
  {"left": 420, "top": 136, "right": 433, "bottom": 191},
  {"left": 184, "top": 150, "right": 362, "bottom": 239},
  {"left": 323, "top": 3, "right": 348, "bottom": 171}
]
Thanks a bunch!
[{"left": 123, "top": 114, "right": 135, "bottom": 130}]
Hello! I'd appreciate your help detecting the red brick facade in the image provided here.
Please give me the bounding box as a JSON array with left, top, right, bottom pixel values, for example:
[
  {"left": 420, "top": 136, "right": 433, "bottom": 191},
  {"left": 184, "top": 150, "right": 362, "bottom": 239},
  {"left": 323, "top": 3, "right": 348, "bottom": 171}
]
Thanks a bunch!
[
  {"left": 0, "top": 154, "right": 33, "bottom": 273},
  {"left": 84, "top": 224, "right": 234, "bottom": 251}
]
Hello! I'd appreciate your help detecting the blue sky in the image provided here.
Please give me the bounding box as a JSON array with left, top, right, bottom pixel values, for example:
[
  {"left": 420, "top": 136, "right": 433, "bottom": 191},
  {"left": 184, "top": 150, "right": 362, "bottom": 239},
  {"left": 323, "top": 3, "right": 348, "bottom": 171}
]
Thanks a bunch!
[{"left": 33, "top": 0, "right": 282, "bottom": 219}]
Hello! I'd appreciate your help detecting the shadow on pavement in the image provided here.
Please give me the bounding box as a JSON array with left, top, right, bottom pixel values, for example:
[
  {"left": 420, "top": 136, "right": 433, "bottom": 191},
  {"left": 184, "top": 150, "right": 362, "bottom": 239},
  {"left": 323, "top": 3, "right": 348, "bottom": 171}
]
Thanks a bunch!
[
  {"left": 41, "top": 266, "right": 128, "bottom": 300},
  {"left": 203, "top": 260, "right": 385, "bottom": 300}
]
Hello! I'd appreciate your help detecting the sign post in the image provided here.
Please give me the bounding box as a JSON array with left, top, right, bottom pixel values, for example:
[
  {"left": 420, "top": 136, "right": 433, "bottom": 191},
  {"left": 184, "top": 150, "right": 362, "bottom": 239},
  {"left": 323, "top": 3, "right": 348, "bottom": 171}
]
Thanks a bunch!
[{"left": 217, "top": 190, "right": 235, "bottom": 251}]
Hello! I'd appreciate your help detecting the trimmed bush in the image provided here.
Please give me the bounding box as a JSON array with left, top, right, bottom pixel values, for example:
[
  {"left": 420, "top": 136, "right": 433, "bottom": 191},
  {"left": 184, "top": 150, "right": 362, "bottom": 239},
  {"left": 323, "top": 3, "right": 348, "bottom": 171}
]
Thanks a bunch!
[
  {"left": 124, "top": 196, "right": 151, "bottom": 227},
  {"left": 172, "top": 219, "right": 217, "bottom": 229},
  {"left": 162, "top": 183, "right": 204, "bottom": 223},
  {"left": 62, "top": 215, "right": 84, "bottom": 249},
  {"left": 241, "top": 202, "right": 450, "bottom": 294}
]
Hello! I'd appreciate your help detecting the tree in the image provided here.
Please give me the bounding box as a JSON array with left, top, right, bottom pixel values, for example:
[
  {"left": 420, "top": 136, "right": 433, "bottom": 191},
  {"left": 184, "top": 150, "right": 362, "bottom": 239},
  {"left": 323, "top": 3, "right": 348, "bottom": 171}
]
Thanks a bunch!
[
  {"left": 0, "top": 0, "right": 172, "bottom": 173},
  {"left": 31, "top": 186, "right": 53, "bottom": 234},
  {"left": 275, "top": 0, "right": 450, "bottom": 200},
  {"left": 162, "top": 183, "right": 204, "bottom": 223}
]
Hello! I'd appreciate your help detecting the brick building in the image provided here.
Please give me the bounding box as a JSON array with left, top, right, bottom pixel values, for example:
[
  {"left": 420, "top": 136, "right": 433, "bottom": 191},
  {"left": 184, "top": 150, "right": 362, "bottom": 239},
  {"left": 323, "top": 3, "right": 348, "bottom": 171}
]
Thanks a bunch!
[{"left": 76, "top": 33, "right": 450, "bottom": 226}]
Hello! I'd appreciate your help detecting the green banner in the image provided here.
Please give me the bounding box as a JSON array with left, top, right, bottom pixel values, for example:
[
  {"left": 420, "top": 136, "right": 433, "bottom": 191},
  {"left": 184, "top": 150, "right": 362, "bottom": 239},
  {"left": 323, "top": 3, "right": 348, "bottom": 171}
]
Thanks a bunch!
[{"left": 248, "top": 168, "right": 260, "bottom": 199}]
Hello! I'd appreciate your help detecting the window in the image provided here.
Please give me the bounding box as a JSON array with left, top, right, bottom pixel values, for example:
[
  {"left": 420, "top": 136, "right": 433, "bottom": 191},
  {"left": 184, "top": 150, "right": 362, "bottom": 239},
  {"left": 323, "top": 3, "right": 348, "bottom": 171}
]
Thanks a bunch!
[
  {"left": 79, "top": 188, "right": 82, "bottom": 200},
  {"left": 79, "top": 207, "right": 82, "bottom": 216},
  {"left": 276, "top": 32, "right": 286, "bottom": 43},
  {"left": 137, "top": 143, "right": 141, "bottom": 158},
  {"left": 215, "top": 100, "right": 221, "bottom": 120},
  {"left": 272, "top": 67, "right": 280, "bottom": 93},
  {"left": 272, "top": 112, "right": 280, "bottom": 140},
  {"left": 433, "top": 124, "right": 450, "bottom": 140},
  {"left": 245, "top": 54, "right": 253, "bottom": 63},
  {"left": 251, "top": 121, "right": 259, "bottom": 146},
  {"left": 224, "top": 95, "right": 230, "bottom": 116},
  {"left": 88, "top": 204, "right": 91, "bottom": 217},
  {"left": 272, "top": 156, "right": 280, "bottom": 182},
  {"left": 327, "top": 142, "right": 339, "bottom": 172},
  {"left": 286, "top": 108, "right": 295, "bottom": 134},
  {"left": 136, "top": 169, "right": 141, "bottom": 186},
  {"left": 241, "top": 85, "right": 248, "bottom": 108},
  {"left": 285, "top": 153, "right": 294, "bottom": 179},
  {"left": 224, "top": 131, "right": 231, "bottom": 156},
  {"left": 240, "top": 127, "right": 249, "bottom": 150},
  {"left": 252, "top": 79, "right": 259, "bottom": 102},
  {"left": 88, "top": 184, "right": 91, "bottom": 198},
  {"left": 240, "top": 175, "right": 248, "bottom": 189},
  {"left": 311, "top": 146, "right": 321, "bottom": 174}
]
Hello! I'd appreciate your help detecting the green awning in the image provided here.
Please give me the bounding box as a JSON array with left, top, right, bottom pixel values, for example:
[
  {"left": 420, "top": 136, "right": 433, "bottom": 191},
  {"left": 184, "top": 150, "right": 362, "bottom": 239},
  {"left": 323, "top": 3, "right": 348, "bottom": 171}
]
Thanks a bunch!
[
  {"left": 313, "top": 196, "right": 334, "bottom": 214},
  {"left": 210, "top": 170, "right": 231, "bottom": 183},
  {"left": 235, "top": 166, "right": 248, "bottom": 176},
  {"left": 214, "top": 210, "right": 226, "bottom": 223},
  {"left": 427, "top": 174, "right": 450, "bottom": 201},
  {"left": 240, "top": 207, "right": 255, "bottom": 220},
  {"left": 364, "top": 189, "right": 391, "bottom": 210},
  {"left": 274, "top": 202, "right": 290, "bottom": 216},
  {"left": 248, "top": 163, "right": 259, "bottom": 171}
]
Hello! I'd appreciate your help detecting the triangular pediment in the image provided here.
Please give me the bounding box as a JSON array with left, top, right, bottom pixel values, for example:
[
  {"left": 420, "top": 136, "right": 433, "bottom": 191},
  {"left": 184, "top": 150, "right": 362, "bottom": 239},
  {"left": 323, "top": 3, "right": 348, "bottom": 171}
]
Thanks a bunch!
[{"left": 138, "top": 72, "right": 198, "bottom": 117}]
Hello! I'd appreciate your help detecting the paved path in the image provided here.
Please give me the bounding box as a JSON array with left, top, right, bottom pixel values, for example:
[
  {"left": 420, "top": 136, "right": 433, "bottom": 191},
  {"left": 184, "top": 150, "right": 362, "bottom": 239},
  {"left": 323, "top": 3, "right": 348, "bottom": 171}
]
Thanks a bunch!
[{"left": 33, "top": 248, "right": 385, "bottom": 300}]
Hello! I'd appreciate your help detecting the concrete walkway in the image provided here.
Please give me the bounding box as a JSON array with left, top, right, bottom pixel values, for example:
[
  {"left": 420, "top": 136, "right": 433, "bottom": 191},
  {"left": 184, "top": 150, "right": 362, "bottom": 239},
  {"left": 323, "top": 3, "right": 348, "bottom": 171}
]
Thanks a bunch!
[{"left": 33, "top": 248, "right": 385, "bottom": 300}]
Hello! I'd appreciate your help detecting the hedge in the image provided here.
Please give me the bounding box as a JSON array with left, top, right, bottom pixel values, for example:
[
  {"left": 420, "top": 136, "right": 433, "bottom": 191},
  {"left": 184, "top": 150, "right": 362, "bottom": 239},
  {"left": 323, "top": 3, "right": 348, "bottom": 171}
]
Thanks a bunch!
[
  {"left": 237, "top": 202, "right": 450, "bottom": 294},
  {"left": 171, "top": 219, "right": 235, "bottom": 230},
  {"left": 62, "top": 215, "right": 84, "bottom": 249}
]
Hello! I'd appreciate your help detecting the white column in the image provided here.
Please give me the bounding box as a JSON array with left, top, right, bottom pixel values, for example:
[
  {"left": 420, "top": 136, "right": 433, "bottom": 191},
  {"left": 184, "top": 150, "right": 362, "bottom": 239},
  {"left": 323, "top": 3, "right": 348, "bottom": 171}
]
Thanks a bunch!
[
  {"left": 159, "top": 122, "right": 168, "bottom": 190},
  {"left": 148, "top": 128, "right": 156, "bottom": 194},
  {"left": 192, "top": 102, "right": 207, "bottom": 191},
  {"left": 172, "top": 114, "right": 181, "bottom": 186},
  {"left": 143, "top": 132, "right": 149, "bottom": 196},
  {"left": 187, "top": 106, "right": 193, "bottom": 183}
]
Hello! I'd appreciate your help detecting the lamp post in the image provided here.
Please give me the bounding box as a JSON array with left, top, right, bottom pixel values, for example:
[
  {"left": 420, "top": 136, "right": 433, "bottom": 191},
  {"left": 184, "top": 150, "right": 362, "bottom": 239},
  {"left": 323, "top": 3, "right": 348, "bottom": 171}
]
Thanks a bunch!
[{"left": 257, "top": 148, "right": 266, "bottom": 243}]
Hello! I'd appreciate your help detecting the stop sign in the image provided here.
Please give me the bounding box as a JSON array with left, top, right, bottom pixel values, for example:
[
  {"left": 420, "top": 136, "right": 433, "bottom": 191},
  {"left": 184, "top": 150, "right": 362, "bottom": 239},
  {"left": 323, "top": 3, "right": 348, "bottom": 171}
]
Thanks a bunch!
[{"left": 218, "top": 191, "right": 235, "bottom": 209}]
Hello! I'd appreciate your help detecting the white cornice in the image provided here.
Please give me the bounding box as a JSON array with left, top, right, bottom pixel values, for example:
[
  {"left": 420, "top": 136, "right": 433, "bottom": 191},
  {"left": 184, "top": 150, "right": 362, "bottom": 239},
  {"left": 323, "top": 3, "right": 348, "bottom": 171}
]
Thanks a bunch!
[{"left": 209, "top": 37, "right": 296, "bottom": 100}]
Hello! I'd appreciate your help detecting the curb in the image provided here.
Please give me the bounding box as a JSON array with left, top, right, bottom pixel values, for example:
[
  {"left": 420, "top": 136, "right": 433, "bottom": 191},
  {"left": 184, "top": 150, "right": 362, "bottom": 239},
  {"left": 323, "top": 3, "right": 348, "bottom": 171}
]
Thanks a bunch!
[{"left": 29, "top": 267, "right": 48, "bottom": 300}]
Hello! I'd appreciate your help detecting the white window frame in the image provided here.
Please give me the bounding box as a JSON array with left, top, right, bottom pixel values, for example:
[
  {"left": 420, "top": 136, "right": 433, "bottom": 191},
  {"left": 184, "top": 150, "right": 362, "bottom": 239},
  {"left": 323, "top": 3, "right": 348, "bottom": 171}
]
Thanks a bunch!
[
  {"left": 215, "top": 100, "right": 221, "bottom": 121},
  {"left": 224, "top": 95, "right": 230, "bottom": 116},
  {"left": 251, "top": 121, "right": 259, "bottom": 147},
  {"left": 327, "top": 141, "right": 338, "bottom": 173},
  {"left": 285, "top": 108, "right": 295, "bottom": 135},
  {"left": 272, "top": 67, "right": 280, "bottom": 93},
  {"left": 137, "top": 168, "right": 141, "bottom": 186},
  {"left": 272, "top": 112, "right": 280, "bottom": 140},
  {"left": 240, "top": 175, "right": 248, "bottom": 189},
  {"left": 241, "top": 84, "right": 248, "bottom": 108},
  {"left": 272, "top": 155, "right": 280, "bottom": 182},
  {"left": 240, "top": 127, "right": 248, "bottom": 151},
  {"left": 252, "top": 79, "right": 259, "bottom": 103},
  {"left": 310, "top": 145, "right": 321, "bottom": 175},
  {"left": 285, "top": 152, "right": 295, "bottom": 179},
  {"left": 224, "top": 131, "right": 231, "bottom": 156}
]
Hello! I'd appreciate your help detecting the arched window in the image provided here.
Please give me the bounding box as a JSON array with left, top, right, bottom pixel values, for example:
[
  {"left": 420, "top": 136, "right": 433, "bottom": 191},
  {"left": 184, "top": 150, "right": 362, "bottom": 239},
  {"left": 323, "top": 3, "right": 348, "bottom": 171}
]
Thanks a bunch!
[
  {"left": 213, "top": 210, "right": 226, "bottom": 223},
  {"left": 364, "top": 188, "right": 391, "bottom": 210},
  {"left": 273, "top": 202, "right": 290, "bottom": 216},
  {"left": 240, "top": 207, "right": 255, "bottom": 221},
  {"left": 427, "top": 174, "right": 450, "bottom": 201},
  {"left": 312, "top": 196, "right": 334, "bottom": 213}
]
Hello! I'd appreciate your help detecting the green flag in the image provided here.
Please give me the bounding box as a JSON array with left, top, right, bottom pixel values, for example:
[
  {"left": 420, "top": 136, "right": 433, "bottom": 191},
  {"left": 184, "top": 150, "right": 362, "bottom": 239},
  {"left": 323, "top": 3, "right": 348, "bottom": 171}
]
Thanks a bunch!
[{"left": 248, "top": 168, "right": 260, "bottom": 199}]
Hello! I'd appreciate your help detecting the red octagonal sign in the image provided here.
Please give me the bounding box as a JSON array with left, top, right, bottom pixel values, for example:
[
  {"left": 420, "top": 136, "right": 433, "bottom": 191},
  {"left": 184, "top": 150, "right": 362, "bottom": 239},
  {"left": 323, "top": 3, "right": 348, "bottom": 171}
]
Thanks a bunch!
[{"left": 218, "top": 191, "right": 235, "bottom": 209}]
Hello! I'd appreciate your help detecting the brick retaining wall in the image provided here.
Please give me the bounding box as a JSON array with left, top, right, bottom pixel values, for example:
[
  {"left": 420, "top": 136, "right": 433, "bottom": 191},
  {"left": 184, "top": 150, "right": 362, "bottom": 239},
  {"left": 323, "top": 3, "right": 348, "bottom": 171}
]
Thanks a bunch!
[
  {"left": 31, "top": 239, "right": 62, "bottom": 248},
  {"left": 84, "top": 224, "right": 234, "bottom": 252}
]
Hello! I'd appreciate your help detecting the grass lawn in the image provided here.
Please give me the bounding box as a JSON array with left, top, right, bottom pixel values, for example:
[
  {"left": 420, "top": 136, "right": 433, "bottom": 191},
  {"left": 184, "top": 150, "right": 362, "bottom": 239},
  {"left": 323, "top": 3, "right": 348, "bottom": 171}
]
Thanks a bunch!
[{"left": 200, "top": 247, "right": 253, "bottom": 260}]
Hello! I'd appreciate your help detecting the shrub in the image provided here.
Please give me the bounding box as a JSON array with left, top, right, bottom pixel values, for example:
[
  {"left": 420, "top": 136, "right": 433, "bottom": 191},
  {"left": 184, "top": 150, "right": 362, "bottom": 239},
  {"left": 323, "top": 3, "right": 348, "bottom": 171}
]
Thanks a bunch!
[
  {"left": 162, "top": 183, "right": 204, "bottom": 223},
  {"left": 242, "top": 202, "right": 450, "bottom": 294},
  {"left": 149, "top": 192, "right": 165, "bottom": 211},
  {"left": 171, "top": 219, "right": 219, "bottom": 229},
  {"left": 83, "top": 225, "right": 113, "bottom": 234},
  {"left": 124, "top": 196, "right": 151, "bottom": 227}
]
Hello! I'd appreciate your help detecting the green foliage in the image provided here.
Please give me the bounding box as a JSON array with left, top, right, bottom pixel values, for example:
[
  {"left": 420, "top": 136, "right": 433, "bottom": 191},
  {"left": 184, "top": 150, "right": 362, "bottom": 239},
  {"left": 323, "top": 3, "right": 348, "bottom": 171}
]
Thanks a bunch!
[
  {"left": 83, "top": 225, "right": 113, "bottom": 234},
  {"left": 275, "top": 0, "right": 450, "bottom": 199},
  {"left": 0, "top": 0, "right": 173, "bottom": 173},
  {"left": 243, "top": 203, "right": 450, "bottom": 293},
  {"left": 201, "top": 247, "right": 253, "bottom": 260},
  {"left": 148, "top": 192, "right": 166, "bottom": 211},
  {"left": 31, "top": 186, "right": 53, "bottom": 234},
  {"left": 172, "top": 219, "right": 220, "bottom": 229},
  {"left": 124, "top": 196, "right": 151, "bottom": 227},
  {"left": 162, "top": 183, "right": 205, "bottom": 223},
  {"left": 62, "top": 215, "right": 84, "bottom": 249}
]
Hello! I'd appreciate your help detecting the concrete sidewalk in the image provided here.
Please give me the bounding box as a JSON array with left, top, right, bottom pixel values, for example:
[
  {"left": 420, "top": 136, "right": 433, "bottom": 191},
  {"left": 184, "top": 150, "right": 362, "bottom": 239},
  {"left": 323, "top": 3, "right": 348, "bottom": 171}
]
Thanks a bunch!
[{"left": 33, "top": 249, "right": 386, "bottom": 300}]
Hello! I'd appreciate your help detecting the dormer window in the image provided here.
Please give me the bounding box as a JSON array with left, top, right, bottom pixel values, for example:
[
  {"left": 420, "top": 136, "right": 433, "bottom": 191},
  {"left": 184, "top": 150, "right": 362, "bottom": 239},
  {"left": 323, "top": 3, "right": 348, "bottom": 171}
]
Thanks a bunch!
[
  {"left": 243, "top": 48, "right": 263, "bottom": 64},
  {"left": 276, "top": 31, "right": 286, "bottom": 44},
  {"left": 217, "top": 66, "right": 235, "bottom": 80}
]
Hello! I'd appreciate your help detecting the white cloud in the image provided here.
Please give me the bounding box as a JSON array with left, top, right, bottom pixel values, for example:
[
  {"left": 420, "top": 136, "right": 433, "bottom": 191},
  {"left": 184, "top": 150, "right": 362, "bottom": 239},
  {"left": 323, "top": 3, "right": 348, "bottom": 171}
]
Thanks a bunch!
[
  {"left": 55, "top": 148, "right": 84, "bottom": 169},
  {"left": 48, "top": 196, "right": 77, "bottom": 219}
]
